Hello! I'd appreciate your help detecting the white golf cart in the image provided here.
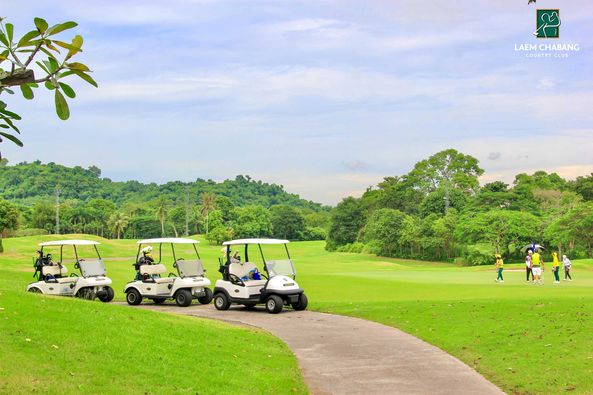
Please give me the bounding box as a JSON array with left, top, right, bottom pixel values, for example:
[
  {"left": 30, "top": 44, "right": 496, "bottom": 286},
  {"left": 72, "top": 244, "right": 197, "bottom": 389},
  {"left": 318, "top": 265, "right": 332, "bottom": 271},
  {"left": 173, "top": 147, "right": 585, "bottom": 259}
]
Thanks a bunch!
[
  {"left": 123, "top": 238, "right": 213, "bottom": 307},
  {"left": 27, "top": 240, "right": 114, "bottom": 302},
  {"left": 213, "top": 238, "right": 308, "bottom": 314}
]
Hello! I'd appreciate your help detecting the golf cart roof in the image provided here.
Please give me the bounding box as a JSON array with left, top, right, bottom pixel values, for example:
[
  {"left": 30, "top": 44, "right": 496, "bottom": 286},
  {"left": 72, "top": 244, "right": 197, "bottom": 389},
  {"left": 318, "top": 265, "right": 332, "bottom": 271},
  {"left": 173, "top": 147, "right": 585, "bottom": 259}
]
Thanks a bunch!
[
  {"left": 39, "top": 240, "right": 101, "bottom": 247},
  {"left": 136, "top": 238, "right": 200, "bottom": 245},
  {"left": 222, "top": 238, "right": 290, "bottom": 246}
]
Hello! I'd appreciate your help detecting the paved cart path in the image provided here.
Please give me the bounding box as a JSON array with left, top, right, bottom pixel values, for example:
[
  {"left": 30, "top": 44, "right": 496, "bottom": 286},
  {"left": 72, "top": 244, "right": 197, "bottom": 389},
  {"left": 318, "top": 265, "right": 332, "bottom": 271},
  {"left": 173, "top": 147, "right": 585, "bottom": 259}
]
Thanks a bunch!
[{"left": 133, "top": 304, "right": 503, "bottom": 395}]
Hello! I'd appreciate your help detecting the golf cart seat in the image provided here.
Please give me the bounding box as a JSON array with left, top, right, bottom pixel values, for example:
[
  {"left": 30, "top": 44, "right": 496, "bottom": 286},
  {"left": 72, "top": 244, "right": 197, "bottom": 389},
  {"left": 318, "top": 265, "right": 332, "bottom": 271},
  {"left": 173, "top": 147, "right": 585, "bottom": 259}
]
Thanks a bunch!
[
  {"left": 175, "top": 259, "right": 205, "bottom": 278},
  {"left": 229, "top": 262, "right": 267, "bottom": 287},
  {"left": 139, "top": 264, "right": 175, "bottom": 284},
  {"left": 42, "top": 265, "right": 77, "bottom": 283}
]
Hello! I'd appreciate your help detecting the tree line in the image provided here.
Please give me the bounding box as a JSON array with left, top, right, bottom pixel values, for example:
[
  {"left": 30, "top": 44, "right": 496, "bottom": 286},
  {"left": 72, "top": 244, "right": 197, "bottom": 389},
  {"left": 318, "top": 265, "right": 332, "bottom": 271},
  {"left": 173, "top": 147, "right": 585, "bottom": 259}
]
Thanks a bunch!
[
  {"left": 0, "top": 160, "right": 330, "bottom": 251},
  {"left": 326, "top": 149, "right": 593, "bottom": 264}
]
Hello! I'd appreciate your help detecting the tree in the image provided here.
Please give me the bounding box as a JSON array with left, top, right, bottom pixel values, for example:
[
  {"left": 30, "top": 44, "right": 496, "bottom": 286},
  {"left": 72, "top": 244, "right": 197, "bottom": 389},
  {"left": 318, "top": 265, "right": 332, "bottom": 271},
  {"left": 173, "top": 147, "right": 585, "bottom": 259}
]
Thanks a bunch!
[
  {"left": 108, "top": 211, "right": 129, "bottom": 239},
  {"left": 326, "top": 197, "right": 367, "bottom": 250},
  {"left": 364, "top": 208, "right": 409, "bottom": 257},
  {"left": 233, "top": 205, "right": 272, "bottom": 238},
  {"left": 572, "top": 173, "right": 593, "bottom": 201},
  {"left": 407, "top": 149, "right": 484, "bottom": 212},
  {"left": 0, "top": 17, "right": 97, "bottom": 156},
  {"left": 0, "top": 199, "right": 18, "bottom": 252},
  {"left": 31, "top": 201, "right": 54, "bottom": 232},
  {"left": 154, "top": 196, "right": 169, "bottom": 237},
  {"left": 270, "top": 205, "right": 306, "bottom": 240},
  {"left": 199, "top": 192, "right": 217, "bottom": 235},
  {"left": 457, "top": 209, "right": 540, "bottom": 256},
  {"left": 432, "top": 209, "right": 459, "bottom": 259},
  {"left": 560, "top": 203, "right": 593, "bottom": 257}
]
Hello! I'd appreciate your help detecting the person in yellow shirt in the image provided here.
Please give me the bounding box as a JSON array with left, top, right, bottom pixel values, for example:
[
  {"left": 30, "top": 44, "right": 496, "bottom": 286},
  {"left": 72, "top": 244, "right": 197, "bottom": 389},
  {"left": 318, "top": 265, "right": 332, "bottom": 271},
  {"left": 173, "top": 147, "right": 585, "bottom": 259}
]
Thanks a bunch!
[
  {"left": 531, "top": 250, "right": 544, "bottom": 285},
  {"left": 495, "top": 254, "right": 504, "bottom": 283},
  {"left": 552, "top": 252, "right": 561, "bottom": 283}
]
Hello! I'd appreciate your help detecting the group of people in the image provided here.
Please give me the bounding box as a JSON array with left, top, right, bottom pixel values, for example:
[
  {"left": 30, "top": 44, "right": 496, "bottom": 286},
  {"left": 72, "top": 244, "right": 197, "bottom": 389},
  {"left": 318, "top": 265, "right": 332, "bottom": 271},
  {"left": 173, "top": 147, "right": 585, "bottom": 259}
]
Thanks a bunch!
[{"left": 494, "top": 248, "right": 573, "bottom": 284}]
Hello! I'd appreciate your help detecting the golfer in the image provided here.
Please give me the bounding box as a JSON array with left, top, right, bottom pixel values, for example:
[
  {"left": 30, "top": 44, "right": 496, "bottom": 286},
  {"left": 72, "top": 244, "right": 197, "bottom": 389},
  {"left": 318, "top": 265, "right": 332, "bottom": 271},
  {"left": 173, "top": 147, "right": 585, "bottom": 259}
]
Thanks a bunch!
[
  {"left": 495, "top": 254, "right": 504, "bottom": 283},
  {"left": 531, "top": 249, "right": 544, "bottom": 285},
  {"left": 552, "top": 252, "right": 561, "bottom": 283},
  {"left": 525, "top": 250, "right": 533, "bottom": 282},
  {"left": 563, "top": 255, "right": 573, "bottom": 281}
]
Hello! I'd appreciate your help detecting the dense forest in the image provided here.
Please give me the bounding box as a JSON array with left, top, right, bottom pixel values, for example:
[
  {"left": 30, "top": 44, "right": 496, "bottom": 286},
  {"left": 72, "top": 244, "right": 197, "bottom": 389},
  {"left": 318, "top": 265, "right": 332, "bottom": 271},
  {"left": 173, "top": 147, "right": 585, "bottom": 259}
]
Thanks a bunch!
[
  {"left": 0, "top": 160, "right": 330, "bottom": 248},
  {"left": 326, "top": 149, "right": 593, "bottom": 264}
]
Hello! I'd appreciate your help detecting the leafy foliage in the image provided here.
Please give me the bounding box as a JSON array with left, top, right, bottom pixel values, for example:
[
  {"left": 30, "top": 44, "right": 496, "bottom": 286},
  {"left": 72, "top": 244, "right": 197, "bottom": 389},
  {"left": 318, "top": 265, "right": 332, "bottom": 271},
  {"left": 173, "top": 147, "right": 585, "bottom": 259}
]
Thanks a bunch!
[{"left": 0, "top": 17, "right": 96, "bottom": 155}]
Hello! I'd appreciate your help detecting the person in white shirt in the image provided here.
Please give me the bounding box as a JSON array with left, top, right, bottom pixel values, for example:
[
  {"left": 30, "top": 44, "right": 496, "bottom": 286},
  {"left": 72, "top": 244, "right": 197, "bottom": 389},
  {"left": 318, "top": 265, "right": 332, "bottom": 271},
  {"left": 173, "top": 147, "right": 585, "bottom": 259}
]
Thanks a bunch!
[{"left": 562, "top": 255, "right": 573, "bottom": 281}]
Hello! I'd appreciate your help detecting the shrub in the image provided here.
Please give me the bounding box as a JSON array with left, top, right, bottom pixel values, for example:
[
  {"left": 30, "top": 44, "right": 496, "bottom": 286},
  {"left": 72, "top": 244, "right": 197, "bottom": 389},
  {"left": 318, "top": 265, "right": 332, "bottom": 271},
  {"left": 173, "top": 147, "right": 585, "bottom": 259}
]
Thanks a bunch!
[{"left": 14, "top": 228, "right": 49, "bottom": 237}]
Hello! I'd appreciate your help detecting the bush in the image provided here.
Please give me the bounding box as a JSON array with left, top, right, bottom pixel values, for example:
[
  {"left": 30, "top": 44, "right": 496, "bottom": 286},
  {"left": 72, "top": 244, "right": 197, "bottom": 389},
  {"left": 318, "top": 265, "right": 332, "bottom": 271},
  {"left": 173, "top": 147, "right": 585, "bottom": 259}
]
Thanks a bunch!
[
  {"left": 300, "top": 226, "right": 327, "bottom": 241},
  {"left": 14, "top": 228, "right": 49, "bottom": 237},
  {"left": 335, "top": 242, "right": 366, "bottom": 253},
  {"left": 458, "top": 250, "right": 493, "bottom": 266}
]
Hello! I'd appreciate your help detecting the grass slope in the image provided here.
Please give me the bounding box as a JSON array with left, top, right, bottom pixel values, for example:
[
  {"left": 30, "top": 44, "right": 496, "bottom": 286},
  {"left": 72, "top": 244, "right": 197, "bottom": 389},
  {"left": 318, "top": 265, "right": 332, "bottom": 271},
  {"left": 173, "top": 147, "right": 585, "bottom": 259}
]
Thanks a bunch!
[
  {"left": 3, "top": 235, "right": 593, "bottom": 394},
  {"left": 0, "top": 236, "right": 306, "bottom": 394}
]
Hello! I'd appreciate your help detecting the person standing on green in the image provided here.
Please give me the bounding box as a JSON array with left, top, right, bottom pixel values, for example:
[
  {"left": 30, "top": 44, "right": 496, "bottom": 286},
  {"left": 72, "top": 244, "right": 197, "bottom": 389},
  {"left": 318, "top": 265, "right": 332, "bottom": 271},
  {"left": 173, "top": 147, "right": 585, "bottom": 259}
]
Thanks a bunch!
[
  {"left": 552, "top": 252, "right": 561, "bottom": 284},
  {"left": 563, "top": 255, "right": 573, "bottom": 281},
  {"left": 531, "top": 250, "right": 544, "bottom": 285},
  {"left": 495, "top": 253, "right": 504, "bottom": 283}
]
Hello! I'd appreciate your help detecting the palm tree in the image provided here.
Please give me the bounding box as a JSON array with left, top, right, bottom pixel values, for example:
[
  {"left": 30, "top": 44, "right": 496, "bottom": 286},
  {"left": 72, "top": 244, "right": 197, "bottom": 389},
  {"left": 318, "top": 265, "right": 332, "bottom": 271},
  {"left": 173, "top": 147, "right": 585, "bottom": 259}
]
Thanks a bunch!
[
  {"left": 154, "top": 197, "right": 169, "bottom": 237},
  {"left": 199, "top": 192, "right": 217, "bottom": 235},
  {"left": 108, "top": 212, "right": 129, "bottom": 239}
]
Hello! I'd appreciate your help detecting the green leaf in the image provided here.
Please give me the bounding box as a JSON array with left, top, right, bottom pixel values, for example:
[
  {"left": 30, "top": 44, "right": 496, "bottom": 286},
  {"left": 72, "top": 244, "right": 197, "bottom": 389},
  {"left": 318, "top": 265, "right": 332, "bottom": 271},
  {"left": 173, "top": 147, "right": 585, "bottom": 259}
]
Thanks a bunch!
[
  {"left": 17, "top": 30, "right": 41, "bottom": 47},
  {"left": 36, "top": 60, "right": 50, "bottom": 74},
  {"left": 20, "top": 84, "right": 34, "bottom": 100},
  {"left": 71, "top": 70, "right": 97, "bottom": 88},
  {"left": 44, "top": 81, "right": 56, "bottom": 90},
  {"left": 54, "top": 90, "right": 70, "bottom": 120},
  {"left": 47, "top": 21, "right": 78, "bottom": 36},
  {"left": 6, "top": 23, "right": 14, "bottom": 43},
  {"left": 0, "top": 131, "right": 23, "bottom": 147},
  {"left": 53, "top": 40, "right": 81, "bottom": 53},
  {"left": 66, "top": 35, "right": 83, "bottom": 59},
  {"left": 58, "top": 82, "right": 76, "bottom": 98},
  {"left": 0, "top": 108, "right": 22, "bottom": 120},
  {"left": 34, "top": 18, "right": 49, "bottom": 34},
  {"left": 66, "top": 62, "right": 89, "bottom": 72},
  {"left": 0, "top": 32, "right": 8, "bottom": 47}
]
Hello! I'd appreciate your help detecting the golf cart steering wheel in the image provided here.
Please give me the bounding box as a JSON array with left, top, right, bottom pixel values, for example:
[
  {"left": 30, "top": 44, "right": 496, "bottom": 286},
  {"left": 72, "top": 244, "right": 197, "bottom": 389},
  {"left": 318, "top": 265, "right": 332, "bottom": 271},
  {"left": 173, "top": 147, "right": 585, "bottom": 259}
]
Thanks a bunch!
[{"left": 228, "top": 273, "right": 245, "bottom": 287}]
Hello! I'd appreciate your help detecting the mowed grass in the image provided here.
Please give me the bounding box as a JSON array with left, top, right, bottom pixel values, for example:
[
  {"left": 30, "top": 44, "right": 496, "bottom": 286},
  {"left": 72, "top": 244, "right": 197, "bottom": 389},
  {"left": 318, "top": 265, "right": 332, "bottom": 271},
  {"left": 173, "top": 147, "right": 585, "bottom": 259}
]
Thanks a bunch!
[
  {"left": 0, "top": 236, "right": 306, "bottom": 395},
  {"left": 3, "top": 235, "right": 593, "bottom": 394}
]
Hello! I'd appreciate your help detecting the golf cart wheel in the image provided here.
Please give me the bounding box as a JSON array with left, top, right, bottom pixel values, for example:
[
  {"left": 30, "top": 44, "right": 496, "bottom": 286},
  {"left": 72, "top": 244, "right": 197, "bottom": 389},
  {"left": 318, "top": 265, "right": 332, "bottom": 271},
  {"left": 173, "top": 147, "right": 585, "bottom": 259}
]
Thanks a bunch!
[
  {"left": 76, "top": 288, "right": 96, "bottom": 301},
  {"left": 28, "top": 287, "right": 42, "bottom": 294},
  {"left": 291, "top": 293, "right": 308, "bottom": 311},
  {"left": 175, "top": 289, "right": 193, "bottom": 307},
  {"left": 152, "top": 298, "right": 166, "bottom": 305},
  {"left": 126, "top": 289, "right": 142, "bottom": 306},
  {"left": 214, "top": 293, "right": 230, "bottom": 311},
  {"left": 197, "top": 288, "right": 213, "bottom": 305},
  {"left": 265, "top": 295, "right": 283, "bottom": 314},
  {"left": 98, "top": 286, "right": 115, "bottom": 303}
]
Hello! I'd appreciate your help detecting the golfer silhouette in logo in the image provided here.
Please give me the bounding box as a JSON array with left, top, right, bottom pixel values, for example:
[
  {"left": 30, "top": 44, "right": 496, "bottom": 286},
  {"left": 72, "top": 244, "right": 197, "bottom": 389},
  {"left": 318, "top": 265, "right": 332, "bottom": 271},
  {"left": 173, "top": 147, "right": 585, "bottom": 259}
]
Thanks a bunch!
[{"left": 534, "top": 11, "right": 560, "bottom": 38}]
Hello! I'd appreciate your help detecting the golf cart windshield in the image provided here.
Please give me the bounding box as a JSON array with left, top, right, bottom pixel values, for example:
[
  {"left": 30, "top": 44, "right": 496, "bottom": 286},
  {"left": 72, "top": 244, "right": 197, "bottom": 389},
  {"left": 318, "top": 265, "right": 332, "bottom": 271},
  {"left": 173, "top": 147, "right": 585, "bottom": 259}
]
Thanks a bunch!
[
  {"left": 175, "top": 259, "right": 205, "bottom": 278},
  {"left": 265, "top": 259, "right": 296, "bottom": 277},
  {"left": 78, "top": 259, "right": 106, "bottom": 277}
]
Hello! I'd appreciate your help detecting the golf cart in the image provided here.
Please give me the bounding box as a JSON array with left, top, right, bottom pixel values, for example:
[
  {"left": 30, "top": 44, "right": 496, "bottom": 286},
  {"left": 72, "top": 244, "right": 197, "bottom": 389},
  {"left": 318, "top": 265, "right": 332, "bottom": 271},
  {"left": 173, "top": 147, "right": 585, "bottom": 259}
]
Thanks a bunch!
[
  {"left": 124, "top": 238, "right": 213, "bottom": 307},
  {"left": 213, "top": 238, "right": 308, "bottom": 314},
  {"left": 26, "top": 240, "right": 114, "bottom": 302}
]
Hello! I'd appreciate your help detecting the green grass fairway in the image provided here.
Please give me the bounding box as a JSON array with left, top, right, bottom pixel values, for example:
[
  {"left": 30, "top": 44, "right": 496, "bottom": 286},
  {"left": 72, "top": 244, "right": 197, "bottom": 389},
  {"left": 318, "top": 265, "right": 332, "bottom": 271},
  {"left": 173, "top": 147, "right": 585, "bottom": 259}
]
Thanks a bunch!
[{"left": 2, "top": 235, "right": 593, "bottom": 394}]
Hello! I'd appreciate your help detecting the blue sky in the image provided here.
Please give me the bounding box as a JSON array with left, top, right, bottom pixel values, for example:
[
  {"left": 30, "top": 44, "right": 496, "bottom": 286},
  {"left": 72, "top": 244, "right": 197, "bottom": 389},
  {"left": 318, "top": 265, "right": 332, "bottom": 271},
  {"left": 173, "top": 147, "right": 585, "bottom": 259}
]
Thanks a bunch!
[{"left": 2, "top": 0, "right": 592, "bottom": 204}]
